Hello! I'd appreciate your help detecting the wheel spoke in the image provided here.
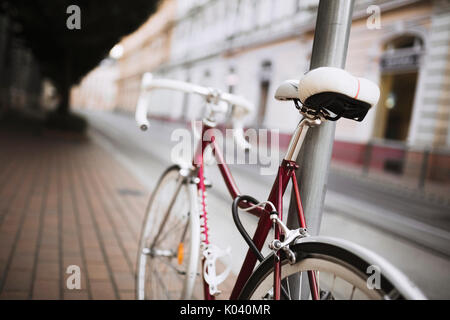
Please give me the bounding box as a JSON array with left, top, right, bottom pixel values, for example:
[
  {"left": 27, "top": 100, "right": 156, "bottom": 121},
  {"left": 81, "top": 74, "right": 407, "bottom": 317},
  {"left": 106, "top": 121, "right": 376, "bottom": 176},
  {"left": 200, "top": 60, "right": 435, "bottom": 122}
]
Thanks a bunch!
[
  {"left": 298, "top": 273, "right": 302, "bottom": 300},
  {"left": 316, "top": 271, "right": 320, "bottom": 296},
  {"left": 154, "top": 217, "right": 188, "bottom": 245},
  {"left": 150, "top": 179, "right": 184, "bottom": 248},
  {"left": 286, "top": 279, "right": 291, "bottom": 298},
  {"left": 350, "top": 285, "right": 356, "bottom": 300},
  {"left": 387, "top": 288, "right": 401, "bottom": 300},
  {"left": 331, "top": 274, "right": 336, "bottom": 295},
  {"left": 155, "top": 255, "right": 187, "bottom": 276},
  {"left": 281, "top": 284, "right": 291, "bottom": 300},
  {"left": 152, "top": 269, "right": 171, "bottom": 299}
]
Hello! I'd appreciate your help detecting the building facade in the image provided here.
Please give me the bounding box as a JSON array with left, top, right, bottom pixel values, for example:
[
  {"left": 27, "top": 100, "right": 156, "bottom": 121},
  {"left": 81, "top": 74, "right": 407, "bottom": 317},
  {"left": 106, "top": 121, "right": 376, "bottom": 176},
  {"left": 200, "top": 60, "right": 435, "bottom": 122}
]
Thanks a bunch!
[
  {"left": 70, "top": 59, "right": 118, "bottom": 111},
  {"left": 150, "top": 0, "right": 449, "bottom": 149},
  {"left": 115, "top": 0, "right": 176, "bottom": 113},
  {"left": 148, "top": 0, "right": 449, "bottom": 184},
  {"left": 71, "top": 0, "right": 176, "bottom": 113}
]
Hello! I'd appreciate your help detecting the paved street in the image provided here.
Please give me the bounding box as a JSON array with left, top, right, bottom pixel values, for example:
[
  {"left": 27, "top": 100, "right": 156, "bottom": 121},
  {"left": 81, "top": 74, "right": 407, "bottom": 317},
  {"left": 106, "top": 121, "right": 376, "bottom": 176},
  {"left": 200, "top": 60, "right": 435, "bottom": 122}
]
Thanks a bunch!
[
  {"left": 0, "top": 125, "right": 147, "bottom": 299},
  {"left": 1, "top": 110, "right": 449, "bottom": 299}
]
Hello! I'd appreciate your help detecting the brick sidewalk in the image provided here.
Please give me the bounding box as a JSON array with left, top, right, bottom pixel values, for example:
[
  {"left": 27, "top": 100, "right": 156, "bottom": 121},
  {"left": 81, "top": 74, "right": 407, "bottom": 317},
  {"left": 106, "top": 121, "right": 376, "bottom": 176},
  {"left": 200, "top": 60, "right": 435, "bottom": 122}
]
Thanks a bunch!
[{"left": 0, "top": 129, "right": 148, "bottom": 299}]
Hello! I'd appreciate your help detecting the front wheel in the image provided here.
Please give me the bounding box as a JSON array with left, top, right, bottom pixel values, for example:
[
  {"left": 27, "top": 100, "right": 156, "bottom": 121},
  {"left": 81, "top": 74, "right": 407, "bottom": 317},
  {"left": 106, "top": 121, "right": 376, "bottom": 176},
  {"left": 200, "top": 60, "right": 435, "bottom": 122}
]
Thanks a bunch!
[
  {"left": 136, "top": 165, "right": 201, "bottom": 300},
  {"left": 239, "top": 236, "right": 425, "bottom": 300}
]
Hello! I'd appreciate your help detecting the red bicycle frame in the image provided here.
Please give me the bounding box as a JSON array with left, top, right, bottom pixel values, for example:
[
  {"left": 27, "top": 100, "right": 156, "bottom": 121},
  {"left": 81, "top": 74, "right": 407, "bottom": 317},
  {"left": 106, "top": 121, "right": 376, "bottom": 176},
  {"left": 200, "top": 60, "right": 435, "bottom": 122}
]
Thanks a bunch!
[{"left": 193, "top": 121, "right": 319, "bottom": 300}]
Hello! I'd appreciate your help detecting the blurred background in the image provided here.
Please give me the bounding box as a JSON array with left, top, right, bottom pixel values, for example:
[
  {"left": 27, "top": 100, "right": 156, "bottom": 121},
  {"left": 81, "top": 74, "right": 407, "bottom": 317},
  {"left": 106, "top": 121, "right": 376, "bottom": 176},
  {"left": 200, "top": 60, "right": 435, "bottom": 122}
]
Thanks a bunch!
[{"left": 0, "top": 0, "right": 449, "bottom": 299}]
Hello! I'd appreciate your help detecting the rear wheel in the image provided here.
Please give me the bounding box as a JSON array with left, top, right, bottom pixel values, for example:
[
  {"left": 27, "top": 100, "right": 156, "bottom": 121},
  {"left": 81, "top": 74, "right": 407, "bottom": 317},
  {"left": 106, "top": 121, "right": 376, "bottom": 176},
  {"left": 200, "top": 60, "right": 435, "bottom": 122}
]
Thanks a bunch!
[
  {"left": 136, "top": 165, "right": 200, "bottom": 299},
  {"left": 239, "top": 238, "right": 425, "bottom": 300}
]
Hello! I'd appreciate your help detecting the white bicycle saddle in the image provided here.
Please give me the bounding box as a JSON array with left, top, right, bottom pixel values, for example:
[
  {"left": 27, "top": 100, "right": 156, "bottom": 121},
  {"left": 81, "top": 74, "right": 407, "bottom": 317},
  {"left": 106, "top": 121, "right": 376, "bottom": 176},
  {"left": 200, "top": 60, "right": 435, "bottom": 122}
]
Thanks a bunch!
[{"left": 275, "top": 67, "right": 380, "bottom": 121}]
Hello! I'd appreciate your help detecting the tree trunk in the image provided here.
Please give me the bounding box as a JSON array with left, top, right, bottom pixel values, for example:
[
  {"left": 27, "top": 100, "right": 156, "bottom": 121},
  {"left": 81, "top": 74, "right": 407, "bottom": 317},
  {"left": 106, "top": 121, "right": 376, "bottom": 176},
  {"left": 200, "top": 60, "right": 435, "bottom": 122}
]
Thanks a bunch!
[
  {"left": 57, "top": 84, "right": 70, "bottom": 114},
  {"left": 57, "top": 52, "right": 71, "bottom": 114}
]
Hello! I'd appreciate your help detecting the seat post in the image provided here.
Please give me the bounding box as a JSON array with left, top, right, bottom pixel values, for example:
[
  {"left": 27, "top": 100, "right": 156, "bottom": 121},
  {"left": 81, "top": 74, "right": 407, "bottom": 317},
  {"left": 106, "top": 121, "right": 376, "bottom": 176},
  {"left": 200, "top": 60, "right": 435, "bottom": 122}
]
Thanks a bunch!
[{"left": 284, "top": 115, "right": 322, "bottom": 162}]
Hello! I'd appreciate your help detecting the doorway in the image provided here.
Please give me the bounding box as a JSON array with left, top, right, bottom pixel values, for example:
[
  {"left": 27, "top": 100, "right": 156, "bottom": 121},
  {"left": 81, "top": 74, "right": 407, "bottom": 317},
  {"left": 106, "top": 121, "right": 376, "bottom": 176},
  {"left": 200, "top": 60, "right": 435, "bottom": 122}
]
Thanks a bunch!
[
  {"left": 379, "top": 72, "right": 418, "bottom": 141},
  {"left": 374, "top": 34, "right": 423, "bottom": 141}
]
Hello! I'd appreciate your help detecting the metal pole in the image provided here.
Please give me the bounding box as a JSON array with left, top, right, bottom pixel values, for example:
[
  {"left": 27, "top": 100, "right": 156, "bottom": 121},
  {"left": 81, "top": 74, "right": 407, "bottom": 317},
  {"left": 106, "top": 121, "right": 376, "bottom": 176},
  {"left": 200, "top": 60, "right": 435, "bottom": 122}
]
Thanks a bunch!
[
  {"left": 286, "top": 0, "right": 355, "bottom": 299},
  {"left": 418, "top": 148, "right": 430, "bottom": 190},
  {"left": 362, "top": 140, "right": 373, "bottom": 177},
  {"left": 287, "top": 0, "right": 355, "bottom": 233}
]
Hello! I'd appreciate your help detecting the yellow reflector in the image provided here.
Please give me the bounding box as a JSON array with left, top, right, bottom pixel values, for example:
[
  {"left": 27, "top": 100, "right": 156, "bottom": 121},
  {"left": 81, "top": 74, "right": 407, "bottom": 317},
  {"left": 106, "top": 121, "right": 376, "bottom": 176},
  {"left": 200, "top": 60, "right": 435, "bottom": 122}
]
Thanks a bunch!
[{"left": 177, "top": 243, "right": 184, "bottom": 265}]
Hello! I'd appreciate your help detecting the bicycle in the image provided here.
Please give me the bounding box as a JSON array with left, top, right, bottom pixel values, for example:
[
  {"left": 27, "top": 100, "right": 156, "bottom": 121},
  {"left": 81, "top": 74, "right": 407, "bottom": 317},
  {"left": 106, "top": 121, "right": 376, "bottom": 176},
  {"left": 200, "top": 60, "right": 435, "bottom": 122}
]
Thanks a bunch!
[{"left": 134, "top": 68, "right": 425, "bottom": 300}]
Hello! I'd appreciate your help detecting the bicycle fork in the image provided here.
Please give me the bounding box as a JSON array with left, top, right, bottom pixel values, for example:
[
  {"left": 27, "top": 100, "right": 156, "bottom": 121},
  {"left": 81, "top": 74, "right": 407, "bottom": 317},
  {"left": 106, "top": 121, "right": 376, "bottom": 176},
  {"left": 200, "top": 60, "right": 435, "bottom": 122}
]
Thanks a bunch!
[{"left": 196, "top": 161, "right": 232, "bottom": 299}]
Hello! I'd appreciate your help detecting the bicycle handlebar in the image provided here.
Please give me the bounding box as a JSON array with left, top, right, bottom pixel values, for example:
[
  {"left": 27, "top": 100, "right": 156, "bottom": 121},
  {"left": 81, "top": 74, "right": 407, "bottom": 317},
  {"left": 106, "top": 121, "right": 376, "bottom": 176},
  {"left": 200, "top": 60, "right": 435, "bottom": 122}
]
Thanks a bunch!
[{"left": 135, "top": 73, "right": 254, "bottom": 149}]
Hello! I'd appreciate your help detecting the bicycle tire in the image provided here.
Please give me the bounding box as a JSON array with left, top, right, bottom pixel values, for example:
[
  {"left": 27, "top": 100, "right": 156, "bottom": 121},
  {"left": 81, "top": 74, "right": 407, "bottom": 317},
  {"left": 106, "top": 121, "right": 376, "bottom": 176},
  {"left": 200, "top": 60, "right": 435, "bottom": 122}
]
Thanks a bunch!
[
  {"left": 136, "top": 165, "right": 201, "bottom": 299},
  {"left": 238, "top": 236, "right": 425, "bottom": 300}
]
